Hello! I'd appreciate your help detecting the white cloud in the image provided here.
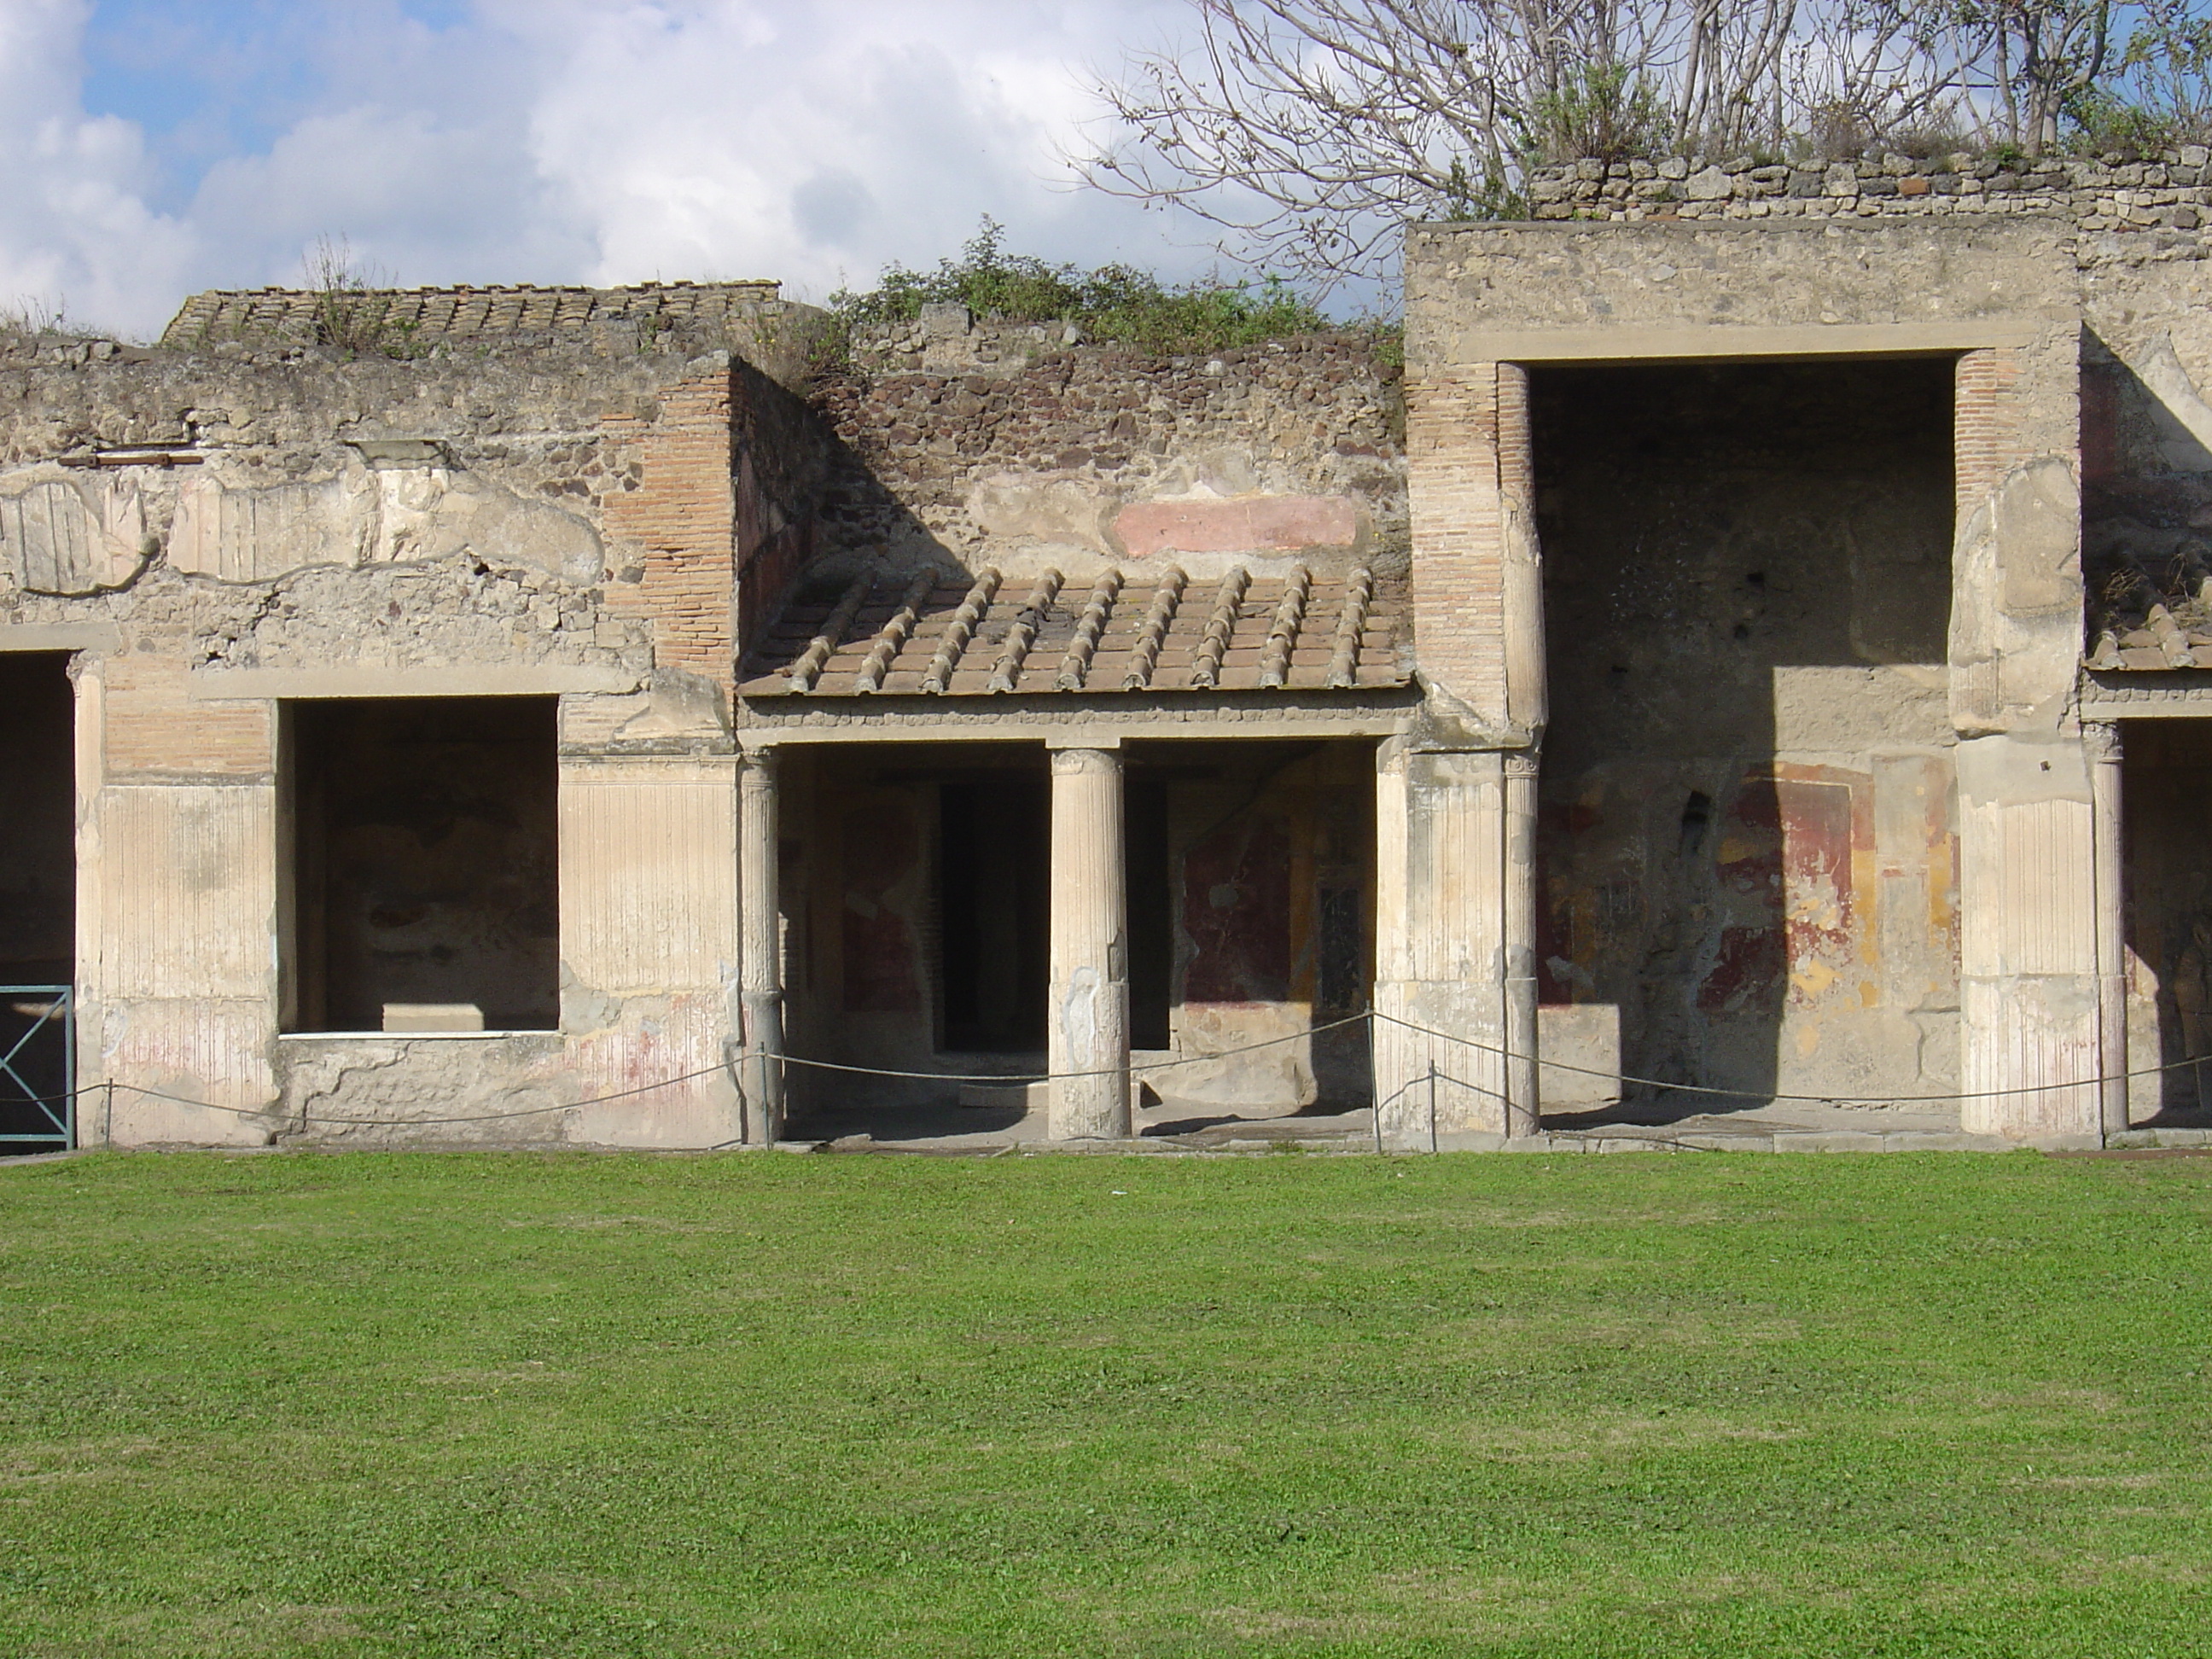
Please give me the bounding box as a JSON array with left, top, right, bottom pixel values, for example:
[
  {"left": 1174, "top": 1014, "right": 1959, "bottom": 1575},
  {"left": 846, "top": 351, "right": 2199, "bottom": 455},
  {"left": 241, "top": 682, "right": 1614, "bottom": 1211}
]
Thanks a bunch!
[
  {"left": 0, "top": 0, "right": 195, "bottom": 333},
  {"left": 0, "top": 0, "right": 1231, "bottom": 340}
]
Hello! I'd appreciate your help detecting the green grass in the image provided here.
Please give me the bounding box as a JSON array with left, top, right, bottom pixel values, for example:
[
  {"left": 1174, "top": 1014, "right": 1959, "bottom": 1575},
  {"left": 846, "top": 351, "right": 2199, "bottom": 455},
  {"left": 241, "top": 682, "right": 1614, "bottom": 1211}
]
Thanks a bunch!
[{"left": 0, "top": 1150, "right": 2207, "bottom": 1656}]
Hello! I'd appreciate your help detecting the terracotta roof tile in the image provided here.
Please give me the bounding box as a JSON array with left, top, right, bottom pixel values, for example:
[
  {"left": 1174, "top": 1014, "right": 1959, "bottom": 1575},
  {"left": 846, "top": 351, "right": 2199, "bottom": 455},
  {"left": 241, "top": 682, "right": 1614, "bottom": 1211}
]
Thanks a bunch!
[
  {"left": 2085, "top": 522, "right": 2212, "bottom": 672},
  {"left": 159, "top": 280, "right": 783, "bottom": 350},
  {"left": 741, "top": 561, "right": 1410, "bottom": 699}
]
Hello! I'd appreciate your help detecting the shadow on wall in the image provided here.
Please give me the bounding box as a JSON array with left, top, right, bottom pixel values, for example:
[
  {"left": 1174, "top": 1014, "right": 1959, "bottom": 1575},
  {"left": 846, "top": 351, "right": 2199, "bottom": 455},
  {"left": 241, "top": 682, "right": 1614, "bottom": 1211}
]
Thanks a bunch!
[
  {"left": 2081, "top": 335, "right": 2212, "bottom": 1126},
  {"left": 2081, "top": 333, "right": 2212, "bottom": 643},
  {"left": 2121, "top": 716, "right": 2212, "bottom": 1124},
  {"left": 1531, "top": 358, "right": 1959, "bottom": 1111}
]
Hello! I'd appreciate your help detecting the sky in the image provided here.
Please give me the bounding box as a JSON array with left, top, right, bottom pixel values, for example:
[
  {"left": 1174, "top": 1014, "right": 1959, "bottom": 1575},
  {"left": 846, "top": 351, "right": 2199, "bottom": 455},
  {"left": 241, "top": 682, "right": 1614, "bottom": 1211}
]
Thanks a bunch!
[{"left": 0, "top": 0, "right": 1236, "bottom": 340}]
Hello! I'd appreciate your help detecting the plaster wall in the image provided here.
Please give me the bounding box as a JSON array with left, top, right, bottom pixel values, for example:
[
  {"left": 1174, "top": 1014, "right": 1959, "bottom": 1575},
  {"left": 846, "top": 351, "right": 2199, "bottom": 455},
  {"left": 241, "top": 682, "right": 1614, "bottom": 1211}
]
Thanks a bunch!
[{"left": 1532, "top": 358, "right": 1959, "bottom": 1106}]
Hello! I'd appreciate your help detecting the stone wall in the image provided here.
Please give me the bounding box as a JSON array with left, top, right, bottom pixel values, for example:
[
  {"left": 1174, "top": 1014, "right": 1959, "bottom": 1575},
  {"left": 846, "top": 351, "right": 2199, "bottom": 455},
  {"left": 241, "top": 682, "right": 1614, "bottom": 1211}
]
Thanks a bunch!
[
  {"left": 806, "top": 313, "right": 1406, "bottom": 591},
  {"left": 1401, "top": 217, "right": 2094, "bottom": 1138},
  {"left": 1527, "top": 151, "right": 2212, "bottom": 240},
  {"left": 0, "top": 313, "right": 804, "bottom": 1145},
  {"left": 0, "top": 286, "right": 1423, "bottom": 1146}
]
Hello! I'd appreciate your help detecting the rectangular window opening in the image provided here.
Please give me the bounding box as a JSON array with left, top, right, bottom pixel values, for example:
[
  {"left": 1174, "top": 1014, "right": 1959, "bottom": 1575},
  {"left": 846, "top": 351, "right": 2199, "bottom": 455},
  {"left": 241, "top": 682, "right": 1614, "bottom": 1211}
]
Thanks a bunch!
[
  {"left": 0, "top": 653, "right": 77, "bottom": 1139},
  {"left": 283, "top": 697, "right": 559, "bottom": 1034}
]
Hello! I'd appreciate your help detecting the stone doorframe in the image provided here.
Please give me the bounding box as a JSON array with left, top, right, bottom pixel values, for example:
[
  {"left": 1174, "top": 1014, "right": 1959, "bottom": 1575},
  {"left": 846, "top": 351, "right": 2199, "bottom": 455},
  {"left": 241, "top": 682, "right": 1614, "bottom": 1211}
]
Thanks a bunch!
[{"left": 1404, "top": 313, "right": 2104, "bottom": 1143}]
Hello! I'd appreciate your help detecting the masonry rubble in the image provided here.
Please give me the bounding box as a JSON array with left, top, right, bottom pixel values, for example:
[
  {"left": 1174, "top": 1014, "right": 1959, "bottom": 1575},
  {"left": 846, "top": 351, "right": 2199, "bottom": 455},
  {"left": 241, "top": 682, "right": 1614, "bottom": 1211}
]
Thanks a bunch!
[{"left": 0, "top": 183, "right": 2205, "bottom": 1152}]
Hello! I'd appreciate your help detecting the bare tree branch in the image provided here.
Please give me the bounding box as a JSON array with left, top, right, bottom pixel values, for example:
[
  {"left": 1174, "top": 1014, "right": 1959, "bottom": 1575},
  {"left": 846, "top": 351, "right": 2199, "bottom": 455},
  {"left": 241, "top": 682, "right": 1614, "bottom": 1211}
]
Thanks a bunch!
[{"left": 1077, "top": 0, "right": 2212, "bottom": 295}]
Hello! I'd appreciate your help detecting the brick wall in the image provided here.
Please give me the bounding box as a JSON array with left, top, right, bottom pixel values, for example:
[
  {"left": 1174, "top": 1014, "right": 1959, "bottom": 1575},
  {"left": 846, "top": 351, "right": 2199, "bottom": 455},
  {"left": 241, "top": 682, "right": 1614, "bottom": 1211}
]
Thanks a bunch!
[
  {"left": 1404, "top": 364, "right": 1507, "bottom": 719},
  {"left": 1954, "top": 346, "right": 2027, "bottom": 518},
  {"left": 101, "top": 657, "right": 272, "bottom": 778},
  {"left": 602, "top": 373, "right": 739, "bottom": 687}
]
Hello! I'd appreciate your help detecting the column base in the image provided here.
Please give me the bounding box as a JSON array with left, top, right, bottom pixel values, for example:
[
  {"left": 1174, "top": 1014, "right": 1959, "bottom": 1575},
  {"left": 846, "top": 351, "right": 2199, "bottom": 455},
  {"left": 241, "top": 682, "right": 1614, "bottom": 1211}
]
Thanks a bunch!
[
  {"left": 1048, "top": 969, "right": 1130, "bottom": 1140},
  {"left": 1373, "top": 979, "right": 1510, "bottom": 1147}
]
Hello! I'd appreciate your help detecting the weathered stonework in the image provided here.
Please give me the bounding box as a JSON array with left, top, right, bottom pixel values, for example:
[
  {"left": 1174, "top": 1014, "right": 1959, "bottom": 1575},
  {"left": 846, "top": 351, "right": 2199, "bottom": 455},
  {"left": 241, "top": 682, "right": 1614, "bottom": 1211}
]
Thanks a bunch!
[
  {"left": 3, "top": 207, "right": 2203, "bottom": 1151},
  {"left": 812, "top": 320, "right": 1406, "bottom": 584}
]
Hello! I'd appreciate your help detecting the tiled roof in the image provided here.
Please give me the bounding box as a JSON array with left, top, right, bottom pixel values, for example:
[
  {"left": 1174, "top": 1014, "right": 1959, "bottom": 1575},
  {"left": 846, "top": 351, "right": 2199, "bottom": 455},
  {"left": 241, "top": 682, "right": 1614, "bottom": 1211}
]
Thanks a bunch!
[
  {"left": 2086, "top": 529, "right": 2212, "bottom": 671},
  {"left": 739, "top": 562, "right": 1409, "bottom": 698},
  {"left": 159, "top": 281, "right": 782, "bottom": 350}
]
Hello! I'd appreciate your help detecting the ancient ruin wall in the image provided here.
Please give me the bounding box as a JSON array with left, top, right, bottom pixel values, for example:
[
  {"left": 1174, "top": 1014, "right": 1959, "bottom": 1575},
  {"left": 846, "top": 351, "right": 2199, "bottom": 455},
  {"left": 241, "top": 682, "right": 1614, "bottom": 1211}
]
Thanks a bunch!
[
  {"left": 1403, "top": 217, "right": 2093, "bottom": 1131},
  {"left": 807, "top": 315, "right": 1406, "bottom": 590},
  {"left": 1527, "top": 151, "right": 2212, "bottom": 239},
  {"left": 0, "top": 321, "right": 814, "bottom": 1144}
]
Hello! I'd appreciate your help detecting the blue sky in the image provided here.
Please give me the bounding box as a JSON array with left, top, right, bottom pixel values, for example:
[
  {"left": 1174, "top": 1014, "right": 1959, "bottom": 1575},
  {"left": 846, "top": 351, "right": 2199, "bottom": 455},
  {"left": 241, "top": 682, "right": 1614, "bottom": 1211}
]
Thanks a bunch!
[{"left": 1, "top": 0, "right": 1221, "bottom": 338}]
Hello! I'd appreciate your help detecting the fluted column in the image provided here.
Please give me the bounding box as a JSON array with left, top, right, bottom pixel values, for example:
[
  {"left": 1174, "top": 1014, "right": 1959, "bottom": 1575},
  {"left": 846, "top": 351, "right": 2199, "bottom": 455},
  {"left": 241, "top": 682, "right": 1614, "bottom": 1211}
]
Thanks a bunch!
[
  {"left": 1501, "top": 748, "right": 1542, "bottom": 1138},
  {"left": 738, "top": 747, "right": 783, "bottom": 1145},
  {"left": 2087, "top": 721, "right": 2128, "bottom": 1141},
  {"left": 1048, "top": 745, "right": 1129, "bottom": 1139}
]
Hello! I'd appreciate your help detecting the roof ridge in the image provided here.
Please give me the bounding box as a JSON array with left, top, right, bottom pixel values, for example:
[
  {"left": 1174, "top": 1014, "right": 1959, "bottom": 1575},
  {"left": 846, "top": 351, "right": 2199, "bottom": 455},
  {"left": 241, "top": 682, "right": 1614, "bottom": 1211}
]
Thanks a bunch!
[{"left": 157, "top": 278, "right": 784, "bottom": 350}]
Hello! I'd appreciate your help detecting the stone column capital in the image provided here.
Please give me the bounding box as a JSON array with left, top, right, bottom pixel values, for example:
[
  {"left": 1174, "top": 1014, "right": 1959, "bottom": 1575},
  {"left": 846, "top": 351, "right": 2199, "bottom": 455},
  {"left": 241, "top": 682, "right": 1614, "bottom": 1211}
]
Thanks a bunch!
[
  {"left": 1050, "top": 745, "right": 1123, "bottom": 776},
  {"left": 2081, "top": 720, "right": 2124, "bottom": 764}
]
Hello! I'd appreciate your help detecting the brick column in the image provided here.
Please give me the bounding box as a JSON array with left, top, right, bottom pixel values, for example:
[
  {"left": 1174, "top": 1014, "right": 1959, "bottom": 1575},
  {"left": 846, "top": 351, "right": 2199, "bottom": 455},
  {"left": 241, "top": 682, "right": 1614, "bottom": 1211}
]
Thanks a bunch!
[
  {"left": 1047, "top": 746, "right": 1129, "bottom": 1140},
  {"left": 1405, "top": 364, "right": 1510, "bottom": 723}
]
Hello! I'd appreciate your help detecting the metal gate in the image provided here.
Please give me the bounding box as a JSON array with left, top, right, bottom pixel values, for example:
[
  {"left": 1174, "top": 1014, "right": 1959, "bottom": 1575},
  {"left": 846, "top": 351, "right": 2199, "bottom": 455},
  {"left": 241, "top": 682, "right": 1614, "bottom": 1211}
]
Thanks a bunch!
[{"left": 0, "top": 987, "right": 74, "bottom": 1150}]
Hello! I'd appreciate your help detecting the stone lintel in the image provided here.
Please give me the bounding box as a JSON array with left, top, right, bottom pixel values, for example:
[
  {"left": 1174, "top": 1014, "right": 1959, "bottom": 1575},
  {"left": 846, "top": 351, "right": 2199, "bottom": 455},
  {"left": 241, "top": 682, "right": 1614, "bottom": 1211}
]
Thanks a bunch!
[
  {"left": 2081, "top": 670, "right": 2212, "bottom": 715},
  {"left": 1461, "top": 320, "right": 2043, "bottom": 364},
  {"left": 0, "top": 622, "right": 121, "bottom": 654},
  {"left": 739, "top": 692, "right": 1417, "bottom": 747},
  {"left": 190, "top": 664, "right": 644, "bottom": 701}
]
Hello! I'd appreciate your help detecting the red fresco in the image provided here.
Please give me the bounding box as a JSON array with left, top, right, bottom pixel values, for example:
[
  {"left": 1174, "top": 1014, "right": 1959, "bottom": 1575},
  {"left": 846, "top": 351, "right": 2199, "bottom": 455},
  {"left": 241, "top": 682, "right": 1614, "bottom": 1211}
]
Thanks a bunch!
[
  {"left": 841, "top": 802, "right": 921, "bottom": 1012},
  {"left": 1699, "top": 778, "right": 1784, "bottom": 1014},
  {"left": 1697, "top": 773, "right": 1860, "bottom": 1014},
  {"left": 1778, "top": 778, "right": 1854, "bottom": 999},
  {"left": 1183, "top": 814, "right": 1292, "bottom": 1003},
  {"left": 1113, "top": 494, "right": 1360, "bottom": 559}
]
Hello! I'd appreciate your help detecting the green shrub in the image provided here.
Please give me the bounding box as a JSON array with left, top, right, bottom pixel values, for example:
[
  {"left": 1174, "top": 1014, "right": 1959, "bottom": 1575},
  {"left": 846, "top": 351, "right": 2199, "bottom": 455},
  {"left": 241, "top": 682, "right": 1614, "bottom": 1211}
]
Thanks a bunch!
[{"left": 820, "top": 218, "right": 1332, "bottom": 366}]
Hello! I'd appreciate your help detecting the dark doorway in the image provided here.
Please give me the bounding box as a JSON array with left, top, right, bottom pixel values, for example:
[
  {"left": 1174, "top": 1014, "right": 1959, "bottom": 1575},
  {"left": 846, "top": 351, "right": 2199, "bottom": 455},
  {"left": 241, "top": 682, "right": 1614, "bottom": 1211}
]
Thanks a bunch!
[
  {"left": 1126, "top": 774, "right": 1173, "bottom": 1049},
  {"left": 2122, "top": 719, "right": 2212, "bottom": 1124},
  {"left": 285, "top": 697, "right": 559, "bottom": 1033},
  {"left": 937, "top": 774, "right": 1047, "bottom": 1052},
  {"left": 0, "top": 654, "right": 75, "bottom": 1142},
  {"left": 1531, "top": 357, "right": 1957, "bottom": 1109}
]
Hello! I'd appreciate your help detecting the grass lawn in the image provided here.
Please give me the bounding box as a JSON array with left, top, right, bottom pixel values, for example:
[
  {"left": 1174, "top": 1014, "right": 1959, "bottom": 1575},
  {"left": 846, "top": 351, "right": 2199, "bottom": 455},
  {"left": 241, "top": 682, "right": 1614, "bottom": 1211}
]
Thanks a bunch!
[{"left": 0, "top": 1149, "right": 2206, "bottom": 1656}]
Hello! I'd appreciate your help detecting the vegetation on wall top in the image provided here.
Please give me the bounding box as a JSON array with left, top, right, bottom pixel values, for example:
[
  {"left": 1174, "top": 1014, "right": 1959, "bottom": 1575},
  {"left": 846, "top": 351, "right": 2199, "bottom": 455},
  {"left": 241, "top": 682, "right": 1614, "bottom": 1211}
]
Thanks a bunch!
[{"left": 819, "top": 218, "right": 1339, "bottom": 366}]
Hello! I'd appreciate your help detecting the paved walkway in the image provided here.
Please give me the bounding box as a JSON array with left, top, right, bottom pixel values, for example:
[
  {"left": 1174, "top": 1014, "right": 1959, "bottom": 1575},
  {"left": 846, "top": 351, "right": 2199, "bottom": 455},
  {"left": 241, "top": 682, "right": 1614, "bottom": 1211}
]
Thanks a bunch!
[{"left": 783, "top": 1092, "right": 2212, "bottom": 1155}]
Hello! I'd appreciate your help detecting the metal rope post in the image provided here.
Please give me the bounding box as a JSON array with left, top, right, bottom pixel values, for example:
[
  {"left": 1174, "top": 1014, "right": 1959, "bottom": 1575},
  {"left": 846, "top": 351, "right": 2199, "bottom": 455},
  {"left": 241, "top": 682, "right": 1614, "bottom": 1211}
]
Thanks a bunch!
[{"left": 1427, "top": 1060, "right": 1439, "bottom": 1155}]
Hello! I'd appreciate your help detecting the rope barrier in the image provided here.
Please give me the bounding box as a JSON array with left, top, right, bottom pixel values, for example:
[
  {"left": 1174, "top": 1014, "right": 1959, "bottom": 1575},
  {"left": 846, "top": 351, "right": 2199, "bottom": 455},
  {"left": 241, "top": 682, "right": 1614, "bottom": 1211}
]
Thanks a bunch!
[
  {"left": 1366, "top": 1010, "right": 2212, "bottom": 1108},
  {"left": 19, "top": 1005, "right": 2209, "bottom": 1138},
  {"left": 769, "top": 1010, "right": 1375, "bottom": 1086}
]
